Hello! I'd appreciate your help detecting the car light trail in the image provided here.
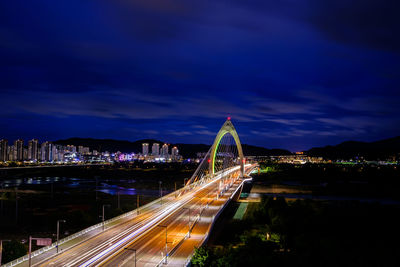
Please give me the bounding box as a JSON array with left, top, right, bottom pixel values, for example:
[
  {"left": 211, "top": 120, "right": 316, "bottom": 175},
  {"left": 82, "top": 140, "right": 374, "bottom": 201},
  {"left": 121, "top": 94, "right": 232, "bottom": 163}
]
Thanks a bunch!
[{"left": 78, "top": 165, "right": 246, "bottom": 267}]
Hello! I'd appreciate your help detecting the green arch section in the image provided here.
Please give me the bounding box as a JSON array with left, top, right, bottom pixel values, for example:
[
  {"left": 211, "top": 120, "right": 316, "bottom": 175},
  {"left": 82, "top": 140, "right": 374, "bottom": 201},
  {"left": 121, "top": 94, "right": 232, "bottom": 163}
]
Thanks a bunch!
[{"left": 209, "top": 120, "right": 244, "bottom": 177}]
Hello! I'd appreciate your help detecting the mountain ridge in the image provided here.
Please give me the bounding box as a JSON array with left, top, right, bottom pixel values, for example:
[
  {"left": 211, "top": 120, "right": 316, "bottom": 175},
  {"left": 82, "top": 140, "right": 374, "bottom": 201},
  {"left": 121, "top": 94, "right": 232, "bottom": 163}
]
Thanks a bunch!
[{"left": 307, "top": 136, "right": 400, "bottom": 159}]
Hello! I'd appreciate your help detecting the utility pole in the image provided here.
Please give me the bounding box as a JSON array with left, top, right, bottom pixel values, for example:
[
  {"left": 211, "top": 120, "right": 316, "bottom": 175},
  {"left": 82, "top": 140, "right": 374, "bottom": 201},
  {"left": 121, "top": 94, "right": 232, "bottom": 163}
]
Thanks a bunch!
[
  {"left": 124, "top": 247, "right": 136, "bottom": 267},
  {"left": 159, "top": 181, "right": 162, "bottom": 206},
  {"left": 95, "top": 176, "right": 99, "bottom": 201},
  {"left": 182, "top": 208, "right": 191, "bottom": 238},
  {"left": 0, "top": 240, "right": 11, "bottom": 267},
  {"left": 137, "top": 194, "right": 139, "bottom": 215},
  {"left": 157, "top": 225, "right": 168, "bottom": 264},
  {"left": 15, "top": 188, "right": 18, "bottom": 224},
  {"left": 56, "top": 220, "right": 66, "bottom": 253},
  {"left": 102, "top": 204, "right": 110, "bottom": 231},
  {"left": 117, "top": 191, "right": 120, "bottom": 210}
]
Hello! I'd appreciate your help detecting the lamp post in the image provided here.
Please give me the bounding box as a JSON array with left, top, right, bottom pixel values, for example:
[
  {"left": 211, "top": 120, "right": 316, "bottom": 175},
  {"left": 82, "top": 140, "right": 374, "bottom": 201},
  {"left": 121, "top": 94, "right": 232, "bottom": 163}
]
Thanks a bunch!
[
  {"left": 124, "top": 247, "right": 136, "bottom": 267},
  {"left": 157, "top": 225, "right": 168, "bottom": 264},
  {"left": 102, "top": 204, "right": 111, "bottom": 231},
  {"left": 137, "top": 194, "right": 140, "bottom": 215},
  {"left": 159, "top": 181, "right": 162, "bottom": 206},
  {"left": 0, "top": 240, "right": 11, "bottom": 267},
  {"left": 15, "top": 187, "right": 19, "bottom": 224},
  {"left": 182, "top": 208, "right": 191, "bottom": 238},
  {"left": 56, "top": 220, "right": 66, "bottom": 253}
]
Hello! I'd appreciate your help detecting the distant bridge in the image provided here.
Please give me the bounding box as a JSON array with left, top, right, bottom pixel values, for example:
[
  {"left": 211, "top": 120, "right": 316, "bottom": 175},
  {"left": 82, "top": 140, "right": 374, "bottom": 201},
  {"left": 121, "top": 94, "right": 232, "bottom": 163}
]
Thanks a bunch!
[{"left": 5, "top": 119, "right": 257, "bottom": 267}]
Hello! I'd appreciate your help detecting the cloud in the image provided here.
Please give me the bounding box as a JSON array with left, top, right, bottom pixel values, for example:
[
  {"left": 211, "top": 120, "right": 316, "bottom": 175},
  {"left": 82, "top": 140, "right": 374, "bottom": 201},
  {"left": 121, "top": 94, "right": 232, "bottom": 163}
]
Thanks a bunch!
[
  {"left": 167, "top": 131, "right": 193, "bottom": 136},
  {"left": 195, "top": 130, "right": 216, "bottom": 136},
  {"left": 192, "top": 125, "right": 207, "bottom": 129},
  {"left": 307, "top": 0, "right": 400, "bottom": 53}
]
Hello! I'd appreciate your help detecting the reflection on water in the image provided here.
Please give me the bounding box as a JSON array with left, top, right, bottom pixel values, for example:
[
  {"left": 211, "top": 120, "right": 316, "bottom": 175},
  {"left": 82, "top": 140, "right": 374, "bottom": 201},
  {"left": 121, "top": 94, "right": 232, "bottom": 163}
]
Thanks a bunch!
[{"left": 0, "top": 177, "right": 162, "bottom": 196}]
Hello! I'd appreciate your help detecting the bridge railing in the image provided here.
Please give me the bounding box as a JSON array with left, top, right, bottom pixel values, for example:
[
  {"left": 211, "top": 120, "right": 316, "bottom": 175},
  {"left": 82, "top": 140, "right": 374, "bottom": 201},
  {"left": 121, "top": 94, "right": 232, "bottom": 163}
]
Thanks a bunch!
[{"left": 3, "top": 168, "right": 240, "bottom": 267}]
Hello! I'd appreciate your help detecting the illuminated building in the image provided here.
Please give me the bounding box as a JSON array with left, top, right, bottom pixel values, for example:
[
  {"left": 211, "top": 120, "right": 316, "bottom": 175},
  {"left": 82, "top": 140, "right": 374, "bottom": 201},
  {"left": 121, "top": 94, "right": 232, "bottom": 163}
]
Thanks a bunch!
[
  {"left": 161, "top": 144, "right": 169, "bottom": 158},
  {"left": 142, "top": 143, "right": 149, "bottom": 156},
  {"left": 152, "top": 143, "right": 160, "bottom": 156},
  {"left": 0, "top": 139, "right": 8, "bottom": 161},
  {"left": 171, "top": 146, "right": 179, "bottom": 159},
  {"left": 28, "top": 139, "right": 39, "bottom": 161},
  {"left": 41, "top": 141, "right": 54, "bottom": 162},
  {"left": 14, "top": 139, "right": 24, "bottom": 161}
]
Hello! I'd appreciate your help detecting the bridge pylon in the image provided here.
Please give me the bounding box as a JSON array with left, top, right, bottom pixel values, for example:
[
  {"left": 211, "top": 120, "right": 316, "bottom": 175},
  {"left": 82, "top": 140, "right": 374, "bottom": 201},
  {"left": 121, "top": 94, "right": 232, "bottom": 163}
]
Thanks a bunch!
[{"left": 209, "top": 119, "right": 244, "bottom": 178}]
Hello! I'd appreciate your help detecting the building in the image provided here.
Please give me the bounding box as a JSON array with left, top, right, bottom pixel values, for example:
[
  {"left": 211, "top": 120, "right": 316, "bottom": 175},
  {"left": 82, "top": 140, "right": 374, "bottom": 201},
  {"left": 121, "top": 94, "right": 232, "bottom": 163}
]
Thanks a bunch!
[
  {"left": 28, "top": 139, "right": 39, "bottom": 161},
  {"left": 14, "top": 139, "right": 24, "bottom": 161},
  {"left": 171, "top": 146, "right": 179, "bottom": 159},
  {"left": 40, "top": 141, "right": 54, "bottom": 162},
  {"left": 161, "top": 144, "right": 169, "bottom": 158},
  {"left": 0, "top": 139, "right": 8, "bottom": 162},
  {"left": 66, "top": 145, "right": 77, "bottom": 153},
  {"left": 78, "top": 146, "right": 90, "bottom": 155},
  {"left": 152, "top": 143, "right": 160, "bottom": 156},
  {"left": 8, "top": 145, "right": 14, "bottom": 161},
  {"left": 142, "top": 143, "right": 149, "bottom": 156}
]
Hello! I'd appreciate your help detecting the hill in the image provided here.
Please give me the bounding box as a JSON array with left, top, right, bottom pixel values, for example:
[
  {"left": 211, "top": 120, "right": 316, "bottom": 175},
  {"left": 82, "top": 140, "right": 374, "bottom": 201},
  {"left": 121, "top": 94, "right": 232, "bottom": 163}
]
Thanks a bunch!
[{"left": 307, "top": 136, "right": 400, "bottom": 160}]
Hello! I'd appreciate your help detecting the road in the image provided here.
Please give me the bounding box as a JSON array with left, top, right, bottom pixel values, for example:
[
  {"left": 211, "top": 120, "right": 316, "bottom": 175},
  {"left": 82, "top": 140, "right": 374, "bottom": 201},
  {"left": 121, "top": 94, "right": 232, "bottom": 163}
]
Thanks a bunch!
[{"left": 10, "top": 164, "right": 255, "bottom": 267}]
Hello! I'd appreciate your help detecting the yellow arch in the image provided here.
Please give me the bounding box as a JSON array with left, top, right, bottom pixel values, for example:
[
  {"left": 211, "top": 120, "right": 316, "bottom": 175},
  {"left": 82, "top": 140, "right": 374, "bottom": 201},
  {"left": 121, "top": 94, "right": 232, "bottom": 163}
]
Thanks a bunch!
[{"left": 209, "top": 119, "right": 244, "bottom": 177}]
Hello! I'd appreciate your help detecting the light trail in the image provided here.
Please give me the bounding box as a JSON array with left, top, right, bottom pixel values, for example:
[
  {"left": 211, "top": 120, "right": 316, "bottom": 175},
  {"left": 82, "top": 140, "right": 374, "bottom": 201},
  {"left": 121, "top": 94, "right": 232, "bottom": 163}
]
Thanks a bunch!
[{"left": 78, "top": 165, "right": 245, "bottom": 267}]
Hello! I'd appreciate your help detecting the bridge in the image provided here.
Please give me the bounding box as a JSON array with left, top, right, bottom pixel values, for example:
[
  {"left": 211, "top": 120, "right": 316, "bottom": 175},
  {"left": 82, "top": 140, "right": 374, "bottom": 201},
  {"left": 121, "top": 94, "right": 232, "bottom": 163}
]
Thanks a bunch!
[{"left": 4, "top": 119, "right": 257, "bottom": 267}]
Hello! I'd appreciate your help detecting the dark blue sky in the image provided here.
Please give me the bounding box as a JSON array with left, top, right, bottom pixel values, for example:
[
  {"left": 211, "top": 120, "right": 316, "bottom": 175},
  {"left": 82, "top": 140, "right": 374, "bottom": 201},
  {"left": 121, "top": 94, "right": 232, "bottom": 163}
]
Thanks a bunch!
[{"left": 1, "top": 0, "right": 399, "bottom": 151}]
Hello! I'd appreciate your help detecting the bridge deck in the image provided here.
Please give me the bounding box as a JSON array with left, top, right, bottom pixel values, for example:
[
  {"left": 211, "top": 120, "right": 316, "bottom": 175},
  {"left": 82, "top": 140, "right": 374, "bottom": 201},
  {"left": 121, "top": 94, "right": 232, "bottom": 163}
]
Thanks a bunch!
[{"left": 6, "top": 165, "right": 255, "bottom": 267}]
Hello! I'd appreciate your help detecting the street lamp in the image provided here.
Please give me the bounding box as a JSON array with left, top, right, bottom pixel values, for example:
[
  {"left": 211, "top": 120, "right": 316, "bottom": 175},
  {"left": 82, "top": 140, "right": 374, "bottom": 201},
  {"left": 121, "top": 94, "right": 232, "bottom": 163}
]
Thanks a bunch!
[
  {"left": 157, "top": 225, "right": 168, "bottom": 264},
  {"left": 56, "top": 220, "right": 66, "bottom": 253},
  {"left": 102, "top": 204, "right": 111, "bottom": 231},
  {"left": 136, "top": 194, "right": 140, "bottom": 215},
  {"left": 182, "top": 207, "right": 191, "bottom": 238},
  {"left": 0, "top": 240, "right": 11, "bottom": 267},
  {"left": 159, "top": 181, "right": 162, "bottom": 206},
  {"left": 124, "top": 247, "right": 136, "bottom": 267}
]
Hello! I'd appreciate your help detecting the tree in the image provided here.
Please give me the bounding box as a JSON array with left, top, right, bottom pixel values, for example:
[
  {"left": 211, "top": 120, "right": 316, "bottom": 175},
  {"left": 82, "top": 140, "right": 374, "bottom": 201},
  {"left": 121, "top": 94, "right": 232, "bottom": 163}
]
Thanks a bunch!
[
  {"left": 191, "top": 246, "right": 214, "bottom": 267},
  {"left": 2, "top": 240, "right": 27, "bottom": 263}
]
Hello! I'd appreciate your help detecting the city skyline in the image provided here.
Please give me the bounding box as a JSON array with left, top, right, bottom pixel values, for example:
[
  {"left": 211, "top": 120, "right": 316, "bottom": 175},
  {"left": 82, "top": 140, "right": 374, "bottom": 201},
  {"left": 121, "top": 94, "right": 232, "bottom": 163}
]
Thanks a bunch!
[{"left": 1, "top": 1, "right": 399, "bottom": 151}]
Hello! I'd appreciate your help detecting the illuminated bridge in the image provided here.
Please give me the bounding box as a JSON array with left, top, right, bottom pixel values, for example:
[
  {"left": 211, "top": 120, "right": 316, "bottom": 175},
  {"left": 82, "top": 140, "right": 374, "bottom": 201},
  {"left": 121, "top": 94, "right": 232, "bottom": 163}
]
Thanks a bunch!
[{"left": 5, "top": 119, "right": 258, "bottom": 267}]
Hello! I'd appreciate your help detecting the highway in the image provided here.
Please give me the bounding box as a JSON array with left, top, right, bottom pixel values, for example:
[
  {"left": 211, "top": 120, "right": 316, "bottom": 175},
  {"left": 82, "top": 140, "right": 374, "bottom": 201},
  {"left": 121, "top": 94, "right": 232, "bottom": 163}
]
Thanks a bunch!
[{"left": 15, "top": 164, "right": 254, "bottom": 267}]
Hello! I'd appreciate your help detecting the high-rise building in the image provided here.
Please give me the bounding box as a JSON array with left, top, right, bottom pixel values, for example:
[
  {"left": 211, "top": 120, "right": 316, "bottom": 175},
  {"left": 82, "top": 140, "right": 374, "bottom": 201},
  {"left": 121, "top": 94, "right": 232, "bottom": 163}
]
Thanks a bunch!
[
  {"left": 152, "top": 143, "right": 160, "bottom": 156},
  {"left": 14, "top": 139, "right": 24, "bottom": 161},
  {"left": 8, "top": 145, "right": 14, "bottom": 161},
  {"left": 28, "top": 139, "right": 39, "bottom": 161},
  {"left": 41, "top": 141, "right": 54, "bottom": 162},
  {"left": 161, "top": 144, "right": 169, "bottom": 158},
  {"left": 171, "top": 146, "right": 179, "bottom": 159},
  {"left": 0, "top": 139, "right": 8, "bottom": 162},
  {"left": 142, "top": 143, "right": 149, "bottom": 156}
]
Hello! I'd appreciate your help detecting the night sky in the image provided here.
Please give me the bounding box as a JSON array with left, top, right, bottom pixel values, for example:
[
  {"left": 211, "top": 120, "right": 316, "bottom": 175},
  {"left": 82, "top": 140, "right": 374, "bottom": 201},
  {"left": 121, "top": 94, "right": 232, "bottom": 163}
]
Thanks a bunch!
[{"left": 1, "top": 0, "right": 399, "bottom": 151}]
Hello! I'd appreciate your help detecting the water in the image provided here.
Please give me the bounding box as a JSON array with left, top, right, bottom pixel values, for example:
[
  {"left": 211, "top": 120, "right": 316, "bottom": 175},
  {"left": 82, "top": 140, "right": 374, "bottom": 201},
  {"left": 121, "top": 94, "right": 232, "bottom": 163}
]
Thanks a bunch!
[{"left": 0, "top": 176, "right": 162, "bottom": 196}]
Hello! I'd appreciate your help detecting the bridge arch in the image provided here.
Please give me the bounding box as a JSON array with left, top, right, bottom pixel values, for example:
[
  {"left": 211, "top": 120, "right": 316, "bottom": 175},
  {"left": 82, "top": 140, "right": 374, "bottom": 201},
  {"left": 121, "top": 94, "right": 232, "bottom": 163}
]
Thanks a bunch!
[{"left": 209, "top": 119, "right": 244, "bottom": 178}]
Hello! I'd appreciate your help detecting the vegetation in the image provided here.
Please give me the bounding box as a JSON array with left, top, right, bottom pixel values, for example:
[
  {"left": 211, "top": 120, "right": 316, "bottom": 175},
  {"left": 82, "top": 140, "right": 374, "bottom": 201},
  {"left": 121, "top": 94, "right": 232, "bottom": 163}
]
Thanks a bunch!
[
  {"left": 192, "top": 196, "right": 400, "bottom": 266},
  {"left": 254, "top": 163, "right": 400, "bottom": 200}
]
